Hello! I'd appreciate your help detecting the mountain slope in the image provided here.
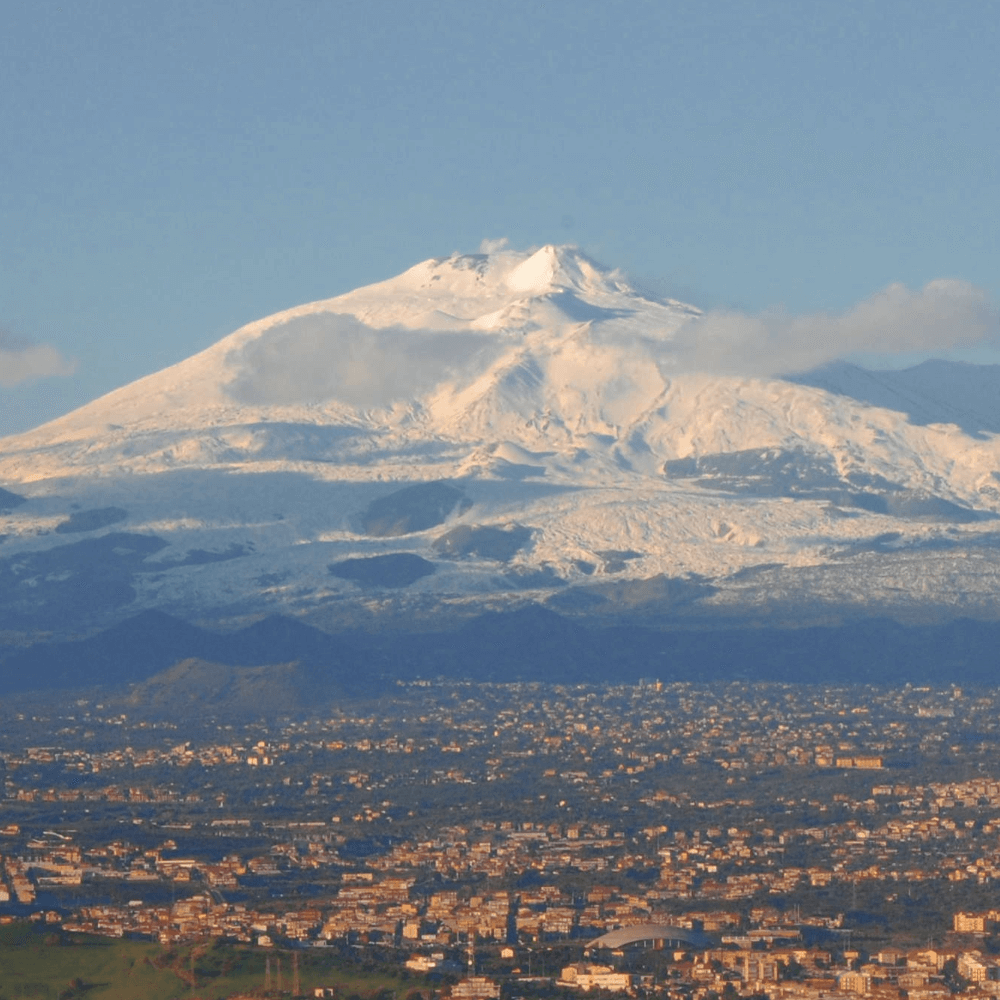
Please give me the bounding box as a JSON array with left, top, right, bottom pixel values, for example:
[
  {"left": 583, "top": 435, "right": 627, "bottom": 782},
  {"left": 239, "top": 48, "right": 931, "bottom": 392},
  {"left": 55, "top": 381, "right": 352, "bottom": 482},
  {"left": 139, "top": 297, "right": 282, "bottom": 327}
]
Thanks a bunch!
[
  {"left": 1, "top": 243, "right": 1000, "bottom": 641},
  {"left": 789, "top": 359, "right": 1000, "bottom": 438}
]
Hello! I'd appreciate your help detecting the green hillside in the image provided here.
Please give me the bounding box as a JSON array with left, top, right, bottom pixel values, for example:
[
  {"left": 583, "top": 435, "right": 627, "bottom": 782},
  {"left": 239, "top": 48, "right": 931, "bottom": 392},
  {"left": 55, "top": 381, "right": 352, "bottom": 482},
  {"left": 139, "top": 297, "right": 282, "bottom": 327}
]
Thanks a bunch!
[{"left": 0, "top": 923, "right": 414, "bottom": 1000}]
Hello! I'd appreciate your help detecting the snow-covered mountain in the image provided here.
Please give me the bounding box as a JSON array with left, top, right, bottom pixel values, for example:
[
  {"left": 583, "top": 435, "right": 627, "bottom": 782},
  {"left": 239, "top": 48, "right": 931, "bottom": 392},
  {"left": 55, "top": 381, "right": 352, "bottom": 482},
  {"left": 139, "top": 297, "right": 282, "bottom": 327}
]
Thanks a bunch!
[{"left": 3, "top": 243, "right": 1000, "bottom": 638}]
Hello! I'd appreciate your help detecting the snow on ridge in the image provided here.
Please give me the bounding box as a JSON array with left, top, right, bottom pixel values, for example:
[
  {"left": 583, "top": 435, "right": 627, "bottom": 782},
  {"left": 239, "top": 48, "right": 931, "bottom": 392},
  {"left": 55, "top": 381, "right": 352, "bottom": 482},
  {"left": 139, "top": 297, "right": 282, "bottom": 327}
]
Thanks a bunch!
[
  {"left": 1, "top": 244, "right": 999, "bottom": 514},
  {"left": 0, "top": 244, "right": 686, "bottom": 465},
  {"left": 1, "top": 238, "right": 1000, "bottom": 628}
]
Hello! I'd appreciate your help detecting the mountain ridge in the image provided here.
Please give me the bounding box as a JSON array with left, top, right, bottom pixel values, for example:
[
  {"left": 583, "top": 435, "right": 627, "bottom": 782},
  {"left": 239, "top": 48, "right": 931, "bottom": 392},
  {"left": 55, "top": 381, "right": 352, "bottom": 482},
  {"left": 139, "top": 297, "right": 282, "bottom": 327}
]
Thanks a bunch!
[
  {"left": 5, "top": 606, "right": 1000, "bottom": 706},
  {"left": 1, "top": 244, "right": 1000, "bottom": 645}
]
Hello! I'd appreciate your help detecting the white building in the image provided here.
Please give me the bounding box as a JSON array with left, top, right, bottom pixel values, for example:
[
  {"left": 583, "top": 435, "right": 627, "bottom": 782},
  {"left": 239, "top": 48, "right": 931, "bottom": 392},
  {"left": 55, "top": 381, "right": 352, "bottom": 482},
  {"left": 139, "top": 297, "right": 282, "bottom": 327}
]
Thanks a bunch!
[{"left": 559, "top": 963, "right": 636, "bottom": 993}]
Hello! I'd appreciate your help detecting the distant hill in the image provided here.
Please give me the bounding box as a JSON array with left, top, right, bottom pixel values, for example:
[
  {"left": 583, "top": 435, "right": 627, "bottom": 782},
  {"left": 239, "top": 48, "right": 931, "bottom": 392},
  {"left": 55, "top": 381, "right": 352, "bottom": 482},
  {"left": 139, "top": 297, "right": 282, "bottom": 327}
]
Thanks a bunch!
[
  {"left": 788, "top": 359, "right": 1000, "bottom": 437},
  {"left": 122, "top": 658, "right": 320, "bottom": 719},
  {"left": 4, "top": 606, "right": 1000, "bottom": 711},
  {"left": 0, "top": 609, "right": 361, "bottom": 696}
]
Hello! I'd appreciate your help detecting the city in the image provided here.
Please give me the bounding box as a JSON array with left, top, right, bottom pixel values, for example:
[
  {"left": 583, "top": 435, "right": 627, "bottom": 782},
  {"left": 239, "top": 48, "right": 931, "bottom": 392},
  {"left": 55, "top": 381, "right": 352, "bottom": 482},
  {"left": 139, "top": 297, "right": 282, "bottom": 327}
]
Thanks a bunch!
[
  {"left": 3, "top": 680, "right": 1000, "bottom": 997},
  {"left": 4, "top": 3, "right": 998, "bottom": 998}
]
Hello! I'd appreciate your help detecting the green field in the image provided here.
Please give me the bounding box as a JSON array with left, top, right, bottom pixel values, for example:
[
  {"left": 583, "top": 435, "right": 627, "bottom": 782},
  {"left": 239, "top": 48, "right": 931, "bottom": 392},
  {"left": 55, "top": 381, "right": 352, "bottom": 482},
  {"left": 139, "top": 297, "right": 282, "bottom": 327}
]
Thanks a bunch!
[{"left": 0, "top": 923, "right": 419, "bottom": 1000}]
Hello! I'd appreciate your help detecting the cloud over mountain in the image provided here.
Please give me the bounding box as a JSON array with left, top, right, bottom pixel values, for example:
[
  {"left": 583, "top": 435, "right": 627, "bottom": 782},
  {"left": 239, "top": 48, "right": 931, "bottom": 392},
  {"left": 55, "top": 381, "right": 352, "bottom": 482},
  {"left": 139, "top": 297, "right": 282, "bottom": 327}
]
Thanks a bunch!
[
  {"left": 670, "top": 279, "right": 998, "bottom": 376},
  {"left": 225, "top": 313, "right": 500, "bottom": 408},
  {"left": 0, "top": 330, "right": 76, "bottom": 387}
]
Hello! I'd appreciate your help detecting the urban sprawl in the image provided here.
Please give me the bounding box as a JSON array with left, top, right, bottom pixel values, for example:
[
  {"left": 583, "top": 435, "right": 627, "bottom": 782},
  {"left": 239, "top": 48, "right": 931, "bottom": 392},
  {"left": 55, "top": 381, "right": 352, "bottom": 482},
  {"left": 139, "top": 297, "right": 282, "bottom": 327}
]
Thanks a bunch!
[{"left": 3, "top": 680, "right": 1000, "bottom": 999}]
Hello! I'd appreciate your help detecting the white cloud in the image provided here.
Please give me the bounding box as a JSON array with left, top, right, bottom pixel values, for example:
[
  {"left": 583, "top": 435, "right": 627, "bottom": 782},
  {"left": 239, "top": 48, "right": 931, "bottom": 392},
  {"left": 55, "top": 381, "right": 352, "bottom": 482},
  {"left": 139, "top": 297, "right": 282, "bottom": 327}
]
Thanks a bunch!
[
  {"left": 226, "top": 313, "right": 501, "bottom": 408},
  {"left": 669, "top": 279, "right": 999, "bottom": 376},
  {"left": 0, "top": 331, "right": 77, "bottom": 387},
  {"left": 479, "top": 237, "right": 510, "bottom": 254}
]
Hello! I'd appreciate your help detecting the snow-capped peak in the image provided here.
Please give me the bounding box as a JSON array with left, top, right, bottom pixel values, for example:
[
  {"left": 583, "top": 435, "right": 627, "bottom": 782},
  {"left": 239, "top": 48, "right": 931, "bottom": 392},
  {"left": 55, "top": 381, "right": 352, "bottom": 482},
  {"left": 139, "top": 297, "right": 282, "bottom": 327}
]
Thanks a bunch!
[
  {"left": 1, "top": 243, "right": 999, "bottom": 517},
  {"left": 505, "top": 244, "right": 609, "bottom": 295},
  {"left": 3, "top": 244, "right": 1000, "bottom": 637}
]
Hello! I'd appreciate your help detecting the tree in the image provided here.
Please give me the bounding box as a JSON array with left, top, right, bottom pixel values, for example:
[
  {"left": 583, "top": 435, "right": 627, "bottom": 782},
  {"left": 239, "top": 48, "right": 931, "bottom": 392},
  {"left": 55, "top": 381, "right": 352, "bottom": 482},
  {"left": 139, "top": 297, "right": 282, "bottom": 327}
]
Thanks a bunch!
[
  {"left": 779, "top": 958, "right": 804, "bottom": 981},
  {"left": 942, "top": 958, "right": 970, "bottom": 993}
]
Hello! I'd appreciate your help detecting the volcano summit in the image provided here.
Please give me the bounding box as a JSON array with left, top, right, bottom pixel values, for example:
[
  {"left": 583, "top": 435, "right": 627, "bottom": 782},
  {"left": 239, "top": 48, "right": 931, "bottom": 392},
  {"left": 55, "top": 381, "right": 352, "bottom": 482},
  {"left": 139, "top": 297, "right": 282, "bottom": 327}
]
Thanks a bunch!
[{"left": 3, "top": 244, "right": 1000, "bottom": 650}]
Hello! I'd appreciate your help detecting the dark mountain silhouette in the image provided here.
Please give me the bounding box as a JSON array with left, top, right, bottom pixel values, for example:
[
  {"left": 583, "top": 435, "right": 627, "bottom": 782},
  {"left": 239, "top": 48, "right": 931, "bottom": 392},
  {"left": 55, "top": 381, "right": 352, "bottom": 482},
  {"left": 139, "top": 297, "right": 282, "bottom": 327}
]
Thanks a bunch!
[
  {"left": 0, "top": 609, "right": 361, "bottom": 695},
  {"left": 122, "top": 658, "right": 321, "bottom": 719},
  {"left": 3, "top": 606, "right": 1000, "bottom": 708}
]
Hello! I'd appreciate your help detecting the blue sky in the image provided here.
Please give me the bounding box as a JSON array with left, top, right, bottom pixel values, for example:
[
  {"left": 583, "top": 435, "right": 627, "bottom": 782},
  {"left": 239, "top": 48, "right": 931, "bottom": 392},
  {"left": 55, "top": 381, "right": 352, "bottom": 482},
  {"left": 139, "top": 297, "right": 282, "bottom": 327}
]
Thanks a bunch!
[{"left": 2, "top": 0, "right": 998, "bottom": 435}]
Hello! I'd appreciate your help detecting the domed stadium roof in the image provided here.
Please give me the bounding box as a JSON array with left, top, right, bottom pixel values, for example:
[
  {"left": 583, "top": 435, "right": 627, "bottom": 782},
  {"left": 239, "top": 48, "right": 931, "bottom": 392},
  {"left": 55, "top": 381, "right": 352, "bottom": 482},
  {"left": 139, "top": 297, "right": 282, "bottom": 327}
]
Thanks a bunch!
[{"left": 586, "top": 923, "right": 711, "bottom": 950}]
